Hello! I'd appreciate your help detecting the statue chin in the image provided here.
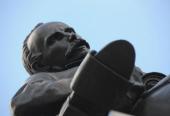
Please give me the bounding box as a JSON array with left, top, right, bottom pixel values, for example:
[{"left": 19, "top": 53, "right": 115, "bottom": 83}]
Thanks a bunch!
[
  {"left": 69, "top": 49, "right": 87, "bottom": 62},
  {"left": 64, "top": 50, "right": 87, "bottom": 69}
]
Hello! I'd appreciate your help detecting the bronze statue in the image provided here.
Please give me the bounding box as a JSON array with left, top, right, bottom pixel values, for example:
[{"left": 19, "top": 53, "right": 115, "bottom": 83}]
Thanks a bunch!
[{"left": 11, "top": 22, "right": 168, "bottom": 116}]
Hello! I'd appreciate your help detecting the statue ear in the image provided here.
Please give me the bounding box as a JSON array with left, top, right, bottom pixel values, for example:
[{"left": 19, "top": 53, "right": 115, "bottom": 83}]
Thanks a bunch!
[
  {"left": 30, "top": 52, "right": 66, "bottom": 73},
  {"left": 30, "top": 53, "right": 50, "bottom": 73}
]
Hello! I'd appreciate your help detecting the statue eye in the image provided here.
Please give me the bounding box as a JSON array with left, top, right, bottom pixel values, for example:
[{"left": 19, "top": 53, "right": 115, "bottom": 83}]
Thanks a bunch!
[
  {"left": 47, "top": 32, "right": 64, "bottom": 46},
  {"left": 65, "top": 28, "right": 75, "bottom": 33}
]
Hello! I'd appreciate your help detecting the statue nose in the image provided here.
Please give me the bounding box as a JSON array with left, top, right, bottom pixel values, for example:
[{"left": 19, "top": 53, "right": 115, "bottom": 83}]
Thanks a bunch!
[{"left": 68, "top": 33, "right": 77, "bottom": 42}]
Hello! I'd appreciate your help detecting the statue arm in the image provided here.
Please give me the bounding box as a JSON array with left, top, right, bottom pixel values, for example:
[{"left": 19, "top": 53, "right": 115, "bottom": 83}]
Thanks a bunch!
[{"left": 11, "top": 73, "right": 72, "bottom": 116}]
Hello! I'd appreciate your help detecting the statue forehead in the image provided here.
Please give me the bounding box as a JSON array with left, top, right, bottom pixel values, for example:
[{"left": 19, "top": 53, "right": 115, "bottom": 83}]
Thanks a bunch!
[
  {"left": 27, "top": 22, "right": 71, "bottom": 52},
  {"left": 30, "top": 22, "right": 70, "bottom": 39},
  {"left": 39, "top": 22, "right": 70, "bottom": 32}
]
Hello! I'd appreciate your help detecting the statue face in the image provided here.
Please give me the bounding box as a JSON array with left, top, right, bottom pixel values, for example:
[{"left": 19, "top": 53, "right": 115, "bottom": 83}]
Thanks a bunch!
[{"left": 27, "top": 22, "right": 89, "bottom": 70}]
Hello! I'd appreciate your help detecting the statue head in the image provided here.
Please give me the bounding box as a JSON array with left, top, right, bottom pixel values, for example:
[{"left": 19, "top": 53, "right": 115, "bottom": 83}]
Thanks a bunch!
[{"left": 23, "top": 22, "right": 90, "bottom": 75}]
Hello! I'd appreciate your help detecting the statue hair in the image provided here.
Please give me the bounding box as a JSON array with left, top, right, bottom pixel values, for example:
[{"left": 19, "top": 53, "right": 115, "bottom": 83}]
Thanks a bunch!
[{"left": 22, "top": 23, "right": 44, "bottom": 75}]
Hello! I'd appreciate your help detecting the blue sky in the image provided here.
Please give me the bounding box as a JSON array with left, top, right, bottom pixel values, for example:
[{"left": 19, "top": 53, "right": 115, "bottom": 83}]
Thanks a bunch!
[{"left": 1, "top": 0, "right": 170, "bottom": 115}]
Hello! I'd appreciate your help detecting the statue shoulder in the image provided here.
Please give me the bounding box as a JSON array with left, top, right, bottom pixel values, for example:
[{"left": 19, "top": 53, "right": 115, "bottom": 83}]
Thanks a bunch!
[
  {"left": 27, "top": 66, "right": 78, "bottom": 83},
  {"left": 26, "top": 72, "right": 55, "bottom": 83}
]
